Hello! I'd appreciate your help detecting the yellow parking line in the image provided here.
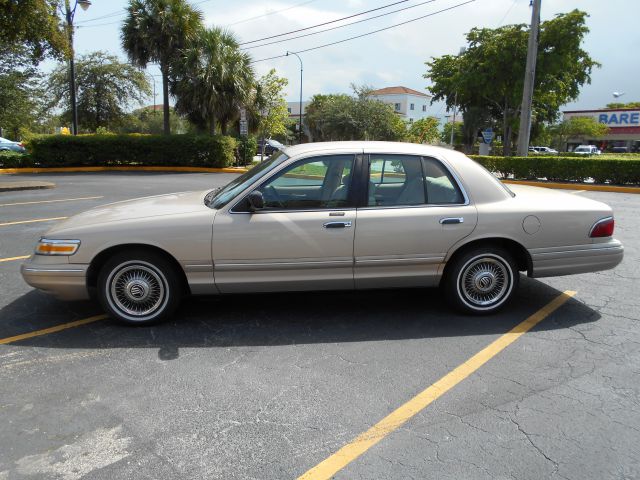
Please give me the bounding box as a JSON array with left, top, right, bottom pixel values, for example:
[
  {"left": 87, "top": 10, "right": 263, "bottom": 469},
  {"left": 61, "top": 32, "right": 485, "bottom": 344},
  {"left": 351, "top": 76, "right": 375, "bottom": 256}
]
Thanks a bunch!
[
  {"left": 0, "top": 195, "right": 103, "bottom": 207},
  {"left": 0, "top": 314, "right": 108, "bottom": 345},
  {"left": 298, "top": 290, "right": 577, "bottom": 480},
  {"left": 0, "top": 216, "right": 67, "bottom": 227},
  {"left": 0, "top": 255, "right": 30, "bottom": 263}
]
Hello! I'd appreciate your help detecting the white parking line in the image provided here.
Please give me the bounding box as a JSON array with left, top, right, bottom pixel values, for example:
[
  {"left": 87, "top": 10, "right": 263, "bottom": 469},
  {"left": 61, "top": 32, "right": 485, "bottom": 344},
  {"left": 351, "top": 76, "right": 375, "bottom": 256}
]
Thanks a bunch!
[{"left": 0, "top": 196, "right": 103, "bottom": 207}]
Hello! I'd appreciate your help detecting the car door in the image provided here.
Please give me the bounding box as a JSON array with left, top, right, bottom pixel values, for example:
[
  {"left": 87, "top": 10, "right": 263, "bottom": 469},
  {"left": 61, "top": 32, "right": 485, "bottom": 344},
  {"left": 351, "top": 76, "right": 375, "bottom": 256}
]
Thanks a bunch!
[
  {"left": 354, "top": 153, "right": 477, "bottom": 289},
  {"left": 212, "top": 153, "right": 359, "bottom": 293}
]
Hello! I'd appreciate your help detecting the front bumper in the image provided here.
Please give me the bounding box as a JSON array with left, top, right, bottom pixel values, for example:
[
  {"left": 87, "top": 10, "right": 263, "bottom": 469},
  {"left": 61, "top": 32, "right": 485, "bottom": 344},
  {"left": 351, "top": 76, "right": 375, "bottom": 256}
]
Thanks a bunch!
[
  {"left": 21, "top": 257, "right": 90, "bottom": 300},
  {"left": 529, "top": 238, "right": 624, "bottom": 278}
]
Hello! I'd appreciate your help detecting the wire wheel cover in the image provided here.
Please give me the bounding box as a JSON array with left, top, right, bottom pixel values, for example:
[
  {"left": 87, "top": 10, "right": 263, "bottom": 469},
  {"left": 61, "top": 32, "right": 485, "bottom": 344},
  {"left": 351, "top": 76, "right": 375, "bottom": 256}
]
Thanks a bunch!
[
  {"left": 108, "top": 262, "right": 166, "bottom": 318},
  {"left": 460, "top": 256, "right": 510, "bottom": 307}
]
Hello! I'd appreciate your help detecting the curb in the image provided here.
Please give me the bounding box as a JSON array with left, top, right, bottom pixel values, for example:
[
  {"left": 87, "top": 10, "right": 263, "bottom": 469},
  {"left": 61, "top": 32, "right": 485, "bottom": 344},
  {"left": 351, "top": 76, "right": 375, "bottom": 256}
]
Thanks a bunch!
[
  {"left": 0, "top": 166, "right": 249, "bottom": 175},
  {"left": 502, "top": 180, "right": 640, "bottom": 194},
  {"left": 0, "top": 181, "right": 55, "bottom": 192}
]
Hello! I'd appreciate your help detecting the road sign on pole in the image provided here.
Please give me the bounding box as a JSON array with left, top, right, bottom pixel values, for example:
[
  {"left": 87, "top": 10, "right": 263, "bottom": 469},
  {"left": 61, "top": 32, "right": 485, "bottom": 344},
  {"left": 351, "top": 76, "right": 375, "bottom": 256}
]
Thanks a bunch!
[
  {"left": 239, "top": 120, "right": 248, "bottom": 136},
  {"left": 481, "top": 128, "right": 494, "bottom": 144}
]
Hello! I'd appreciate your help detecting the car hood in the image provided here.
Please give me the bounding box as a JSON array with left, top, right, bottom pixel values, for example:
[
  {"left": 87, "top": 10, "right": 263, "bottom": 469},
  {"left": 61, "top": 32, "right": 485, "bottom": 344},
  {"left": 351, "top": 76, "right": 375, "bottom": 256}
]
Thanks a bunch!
[{"left": 47, "top": 190, "right": 210, "bottom": 233}]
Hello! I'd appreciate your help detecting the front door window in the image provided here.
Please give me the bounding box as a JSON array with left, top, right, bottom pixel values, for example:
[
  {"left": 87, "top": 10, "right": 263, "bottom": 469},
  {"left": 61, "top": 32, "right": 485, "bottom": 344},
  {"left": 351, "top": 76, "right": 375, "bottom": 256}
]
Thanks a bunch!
[{"left": 257, "top": 155, "right": 355, "bottom": 210}]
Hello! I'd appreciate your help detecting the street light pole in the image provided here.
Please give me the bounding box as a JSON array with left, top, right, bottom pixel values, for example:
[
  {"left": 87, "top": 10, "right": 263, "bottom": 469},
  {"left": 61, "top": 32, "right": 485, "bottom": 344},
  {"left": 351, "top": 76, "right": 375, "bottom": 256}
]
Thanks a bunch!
[
  {"left": 63, "top": 0, "right": 91, "bottom": 135},
  {"left": 286, "top": 51, "right": 303, "bottom": 143},
  {"left": 516, "top": 0, "right": 541, "bottom": 157}
]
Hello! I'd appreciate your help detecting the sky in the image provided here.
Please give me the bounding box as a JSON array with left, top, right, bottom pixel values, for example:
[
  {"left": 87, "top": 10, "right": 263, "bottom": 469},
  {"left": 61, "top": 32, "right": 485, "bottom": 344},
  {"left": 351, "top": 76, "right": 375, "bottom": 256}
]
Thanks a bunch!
[{"left": 60, "top": 0, "right": 640, "bottom": 119}]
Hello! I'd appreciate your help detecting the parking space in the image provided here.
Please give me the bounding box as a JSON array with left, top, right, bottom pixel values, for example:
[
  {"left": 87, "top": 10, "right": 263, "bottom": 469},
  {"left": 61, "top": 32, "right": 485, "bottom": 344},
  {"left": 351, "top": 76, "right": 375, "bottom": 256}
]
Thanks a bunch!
[{"left": 1, "top": 174, "right": 639, "bottom": 479}]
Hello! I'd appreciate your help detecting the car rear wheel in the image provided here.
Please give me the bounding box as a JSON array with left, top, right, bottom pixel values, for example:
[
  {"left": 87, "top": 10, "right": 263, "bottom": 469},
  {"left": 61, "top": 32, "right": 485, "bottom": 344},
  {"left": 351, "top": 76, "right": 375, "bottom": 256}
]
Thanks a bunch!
[
  {"left": 444, "top": 247, "right": 518, "bottom": 315},
  {"left": 97, "top": 250, "right": 182, "bottom": 325}
]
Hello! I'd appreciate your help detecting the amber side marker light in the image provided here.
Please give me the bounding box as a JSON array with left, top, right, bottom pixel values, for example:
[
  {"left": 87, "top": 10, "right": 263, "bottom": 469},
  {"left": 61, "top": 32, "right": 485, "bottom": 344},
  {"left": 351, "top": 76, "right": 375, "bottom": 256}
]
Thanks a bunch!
[
  {"left": 35, "top": 239, "right": 80, "bottom": 256},
  {"left": 589, "top": 217, "right": 614, "bottom": 238}
]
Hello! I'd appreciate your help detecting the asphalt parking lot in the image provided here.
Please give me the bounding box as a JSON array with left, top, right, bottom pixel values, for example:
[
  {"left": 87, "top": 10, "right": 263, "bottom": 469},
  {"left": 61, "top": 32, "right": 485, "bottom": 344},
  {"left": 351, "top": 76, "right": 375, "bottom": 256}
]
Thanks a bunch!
[{"left": 1, "top": 172, "right": 639, "bottom": 480}]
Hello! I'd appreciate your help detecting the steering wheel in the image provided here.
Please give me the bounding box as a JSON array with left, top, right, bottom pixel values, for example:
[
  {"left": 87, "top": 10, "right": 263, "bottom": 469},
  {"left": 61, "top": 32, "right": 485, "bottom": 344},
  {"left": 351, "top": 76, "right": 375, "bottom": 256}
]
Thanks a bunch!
[{"left": 261, "top": 185, "right": 285, "bottom": 209}]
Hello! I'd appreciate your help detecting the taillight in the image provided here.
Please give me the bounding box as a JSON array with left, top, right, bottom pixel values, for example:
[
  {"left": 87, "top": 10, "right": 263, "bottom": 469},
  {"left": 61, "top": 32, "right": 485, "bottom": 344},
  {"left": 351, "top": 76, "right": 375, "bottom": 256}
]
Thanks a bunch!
[
  {"left": 589, "top": 217, "right": 614, "bottom": 238},
  {"left": 18, "top": 142, "right": 24, "bottom": 147}
]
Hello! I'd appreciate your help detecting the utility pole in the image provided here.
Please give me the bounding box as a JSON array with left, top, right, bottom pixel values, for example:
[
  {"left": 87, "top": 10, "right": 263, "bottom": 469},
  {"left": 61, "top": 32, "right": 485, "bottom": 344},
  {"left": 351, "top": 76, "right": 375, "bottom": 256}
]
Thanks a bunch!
[
  {"left": 62, "top": 0, "right": 91, "bottom": 135},
  {"left": 286, "top": 51, "right": 303, "bottom": 143},
  {"left": 450, "top": 47, "right": 466, "bottom": 148},
  {"left": 516, "top": 0, "right": 541, "bottom": 157}
]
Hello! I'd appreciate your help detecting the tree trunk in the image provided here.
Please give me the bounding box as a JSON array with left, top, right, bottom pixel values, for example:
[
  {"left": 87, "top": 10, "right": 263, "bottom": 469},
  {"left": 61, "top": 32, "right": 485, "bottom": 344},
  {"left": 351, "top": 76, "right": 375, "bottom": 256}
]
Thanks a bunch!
[
  {"left": 503, "top": 101, "right": 512, "bottom": 157},
  {"left": 161, "top": 65, "right": 170, "bottom": 135}
]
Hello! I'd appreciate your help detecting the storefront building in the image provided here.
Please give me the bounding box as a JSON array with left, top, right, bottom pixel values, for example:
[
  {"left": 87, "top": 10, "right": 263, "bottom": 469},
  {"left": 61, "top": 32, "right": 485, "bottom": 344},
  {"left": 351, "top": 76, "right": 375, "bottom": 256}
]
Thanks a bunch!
[{"left": 563, "top": 108, "right": 640, "bottom": 152}]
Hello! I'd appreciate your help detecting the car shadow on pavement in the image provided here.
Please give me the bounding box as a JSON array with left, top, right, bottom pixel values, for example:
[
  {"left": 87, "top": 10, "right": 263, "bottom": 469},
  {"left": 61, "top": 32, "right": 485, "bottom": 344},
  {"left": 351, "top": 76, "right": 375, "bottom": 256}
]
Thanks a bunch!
[{"left": 0, "top": 276, "right": 600, "bottom": 360}]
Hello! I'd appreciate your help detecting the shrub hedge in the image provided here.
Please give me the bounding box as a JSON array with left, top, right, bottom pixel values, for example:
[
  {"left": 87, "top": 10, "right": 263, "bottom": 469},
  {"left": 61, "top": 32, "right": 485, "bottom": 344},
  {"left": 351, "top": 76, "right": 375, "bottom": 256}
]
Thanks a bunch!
[
  {"left": 26, "top": 134, "right": 237, "bottom": 168},
  {"left": 470, "top": 155, "right": 640, "bottom": 185},
  {"left": 0, "top": 150, "right": 33, "bottom": 168}
]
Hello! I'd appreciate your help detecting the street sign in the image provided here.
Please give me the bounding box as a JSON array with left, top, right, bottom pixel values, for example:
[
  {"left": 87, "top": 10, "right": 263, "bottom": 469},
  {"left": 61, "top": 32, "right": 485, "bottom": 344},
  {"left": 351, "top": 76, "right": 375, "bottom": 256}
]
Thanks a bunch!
[
  {"left": 482, "top": 128, "right": 494, "bottom": 144},
  {"left": 239, "top": 107, "right": 247, "bottom": 122},
  {"left": 239, "top": 120, "right": 248, "bottom": 136}
]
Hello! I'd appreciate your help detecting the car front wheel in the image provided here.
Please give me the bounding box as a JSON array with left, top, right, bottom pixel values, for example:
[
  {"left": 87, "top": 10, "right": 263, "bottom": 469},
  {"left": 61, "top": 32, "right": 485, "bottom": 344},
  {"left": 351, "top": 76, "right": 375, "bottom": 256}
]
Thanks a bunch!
[
  {"left": 97, "top": 250, "right": 182, "bottom": 325},
  {"left": 444, "top": 247, "right": 518, "bottom": 315}
]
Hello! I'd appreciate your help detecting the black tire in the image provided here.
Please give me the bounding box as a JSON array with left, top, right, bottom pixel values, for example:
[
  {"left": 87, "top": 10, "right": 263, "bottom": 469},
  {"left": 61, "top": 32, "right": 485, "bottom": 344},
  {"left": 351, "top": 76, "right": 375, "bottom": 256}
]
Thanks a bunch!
[
  {"left": 97, "top": 249, "right": 183, "bottom": 325},
  {"left": 443, "top": 246, "right": 519, "bottom": 315}
]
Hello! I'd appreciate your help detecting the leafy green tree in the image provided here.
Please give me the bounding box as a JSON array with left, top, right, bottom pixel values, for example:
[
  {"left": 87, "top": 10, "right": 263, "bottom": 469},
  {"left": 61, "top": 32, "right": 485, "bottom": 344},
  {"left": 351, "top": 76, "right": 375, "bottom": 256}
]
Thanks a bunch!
[
  {"left": 406, "top": 117, "right": 440, "bottom": 144},
  {"left": 254, "top": 69, "right": 289, "bottom": 157},
  {"left": 0, "top": 0, "right": 67, "bottom": 63},
  {"left": 549, "top": 117, "right": 609, "bottom": 151},
  {"left": 606, "top": 101, "right": 640, "bottom": 109},
  {"left": 47, "top": 51, "right": 151, "bottom": 132},
  {"left": 440, "top": 121, "right": 463, "bottom": 146},
  {"left": 305, "top": 86, "right": 406, "bottom": 141},
  {"left": 117, "top": 106, "right": 190, "bottom": 134},
  {"left": 0, "top": 45, "right": 45, "bottom": 139},
  {"left": 121, "top": 0, "right": 202, "bottom": 134},
  {"left": 426, "top": 10, "right": 598, "bottom": 156},
  {"left": 170, "top": 27, "right": 254, "bottom": 135}
]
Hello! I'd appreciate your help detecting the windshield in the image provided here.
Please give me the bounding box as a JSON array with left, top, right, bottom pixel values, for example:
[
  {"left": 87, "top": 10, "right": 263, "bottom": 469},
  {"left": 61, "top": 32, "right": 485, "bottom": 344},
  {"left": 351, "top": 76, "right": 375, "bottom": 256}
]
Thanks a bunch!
[{"left": 206, "top": 151, "right": 289, "bottom": 209}]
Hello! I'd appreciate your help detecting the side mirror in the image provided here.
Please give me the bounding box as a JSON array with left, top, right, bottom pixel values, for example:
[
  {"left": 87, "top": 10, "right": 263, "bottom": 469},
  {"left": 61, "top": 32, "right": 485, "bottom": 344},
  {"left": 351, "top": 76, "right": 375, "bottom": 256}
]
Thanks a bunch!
[{"left": 247, "top": 190, "right": 265, "bottom": 211}]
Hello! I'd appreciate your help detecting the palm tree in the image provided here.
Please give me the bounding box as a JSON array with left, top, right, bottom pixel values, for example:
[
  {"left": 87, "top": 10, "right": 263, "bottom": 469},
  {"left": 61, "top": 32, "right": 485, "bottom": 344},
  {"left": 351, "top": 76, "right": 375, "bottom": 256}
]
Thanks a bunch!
[
  {"left": 170, "top": 27, "right": 254, "bottom": 135},
  {"left": 121, "top": 0, "right": 202, "bottom": 135}
]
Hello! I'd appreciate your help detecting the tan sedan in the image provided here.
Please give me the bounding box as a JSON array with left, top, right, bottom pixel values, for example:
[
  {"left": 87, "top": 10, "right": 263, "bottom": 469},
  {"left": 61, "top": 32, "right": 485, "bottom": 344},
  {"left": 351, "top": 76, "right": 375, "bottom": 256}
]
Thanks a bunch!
[{"left": 22, "top": 142, "right": 624, "bottom": 324}]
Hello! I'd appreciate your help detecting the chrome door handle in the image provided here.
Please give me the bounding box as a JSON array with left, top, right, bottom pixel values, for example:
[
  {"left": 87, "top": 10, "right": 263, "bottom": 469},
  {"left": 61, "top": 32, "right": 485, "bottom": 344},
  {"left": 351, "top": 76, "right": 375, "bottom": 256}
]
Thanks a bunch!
[
  {"left": 439, "top": 217, "right": 464, "bottom": 225},
  {"left": 323, "top": 221, "right": 352, "bottom": 229}
]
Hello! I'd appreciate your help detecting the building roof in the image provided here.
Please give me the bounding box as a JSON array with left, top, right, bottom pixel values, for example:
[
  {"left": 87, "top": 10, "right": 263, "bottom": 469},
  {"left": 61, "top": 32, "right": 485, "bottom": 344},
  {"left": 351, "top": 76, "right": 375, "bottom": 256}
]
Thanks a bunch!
[
  {"left": 369, "top": 86, "right": 431, "bottom": 97},
  {"left": 563, "top": 107, "right": 640, "bottom": 113}
]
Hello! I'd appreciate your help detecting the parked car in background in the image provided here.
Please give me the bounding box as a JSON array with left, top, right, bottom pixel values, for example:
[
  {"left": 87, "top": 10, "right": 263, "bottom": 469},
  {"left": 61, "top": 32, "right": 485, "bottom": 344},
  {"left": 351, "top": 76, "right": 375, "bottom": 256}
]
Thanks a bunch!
[
  {"left": 529, "top": 146, "right": 559, "bottom": 154},
  {"left": 257, "top": 139, "right": 284, "bottom": 156},
  {"left": 22, "top": 141, "right": 623, "bottom": 325},
  {"left": 610, "top": 146, "right": 628, "bottom": 154},
  {"left": 573, "top": 145, "right": 601, "bottom": 155},
  {"left": 0, "top": 137, "right": 26, "bottom": 153}
]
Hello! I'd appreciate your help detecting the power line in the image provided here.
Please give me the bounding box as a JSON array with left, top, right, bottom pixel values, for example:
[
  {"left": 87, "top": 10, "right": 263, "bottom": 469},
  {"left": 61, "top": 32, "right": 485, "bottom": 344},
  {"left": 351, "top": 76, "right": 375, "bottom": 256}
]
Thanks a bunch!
[
  {"left": 240, "top": 0, "right": 410, "bottom": 45},
  {"left": 225, "top": 0, "right": 318, "bottom": 27},
  {"left": 251, "top": 0, "right": 477, "bottom": 63},
  {"left": 496, "top": 0, "right": 519, "bottom": 27},
  {"left": 77, "top": 0, "right": 315, "bottom": 27},
  {"left": 243, "top": 0, "right": 437, "bottom": 50}
]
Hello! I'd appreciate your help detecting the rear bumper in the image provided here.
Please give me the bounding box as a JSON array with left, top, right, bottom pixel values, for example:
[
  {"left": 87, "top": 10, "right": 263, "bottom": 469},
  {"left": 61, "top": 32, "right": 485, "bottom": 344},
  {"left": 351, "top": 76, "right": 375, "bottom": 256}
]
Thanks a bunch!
[
  {"left": 21, "top": 258, "right": 90, "bottom": 300},
  {"left": 529, "top": 239, "right": 624, "bottom": 278}
]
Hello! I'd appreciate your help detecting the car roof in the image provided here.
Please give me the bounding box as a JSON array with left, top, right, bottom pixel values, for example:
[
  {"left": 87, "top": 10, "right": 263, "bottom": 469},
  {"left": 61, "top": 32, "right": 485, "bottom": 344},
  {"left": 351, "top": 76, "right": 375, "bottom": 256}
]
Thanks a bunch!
[{"left": 281, "top": 141, "right": 459, "bottom": 158}]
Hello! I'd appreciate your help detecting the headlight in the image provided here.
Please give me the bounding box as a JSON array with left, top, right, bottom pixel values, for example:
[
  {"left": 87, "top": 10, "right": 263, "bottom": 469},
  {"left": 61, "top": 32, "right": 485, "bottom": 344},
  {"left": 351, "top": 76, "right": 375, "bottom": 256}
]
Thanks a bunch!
[{"left": 35, "top": 238, "right": 81, "bottom": 256}]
